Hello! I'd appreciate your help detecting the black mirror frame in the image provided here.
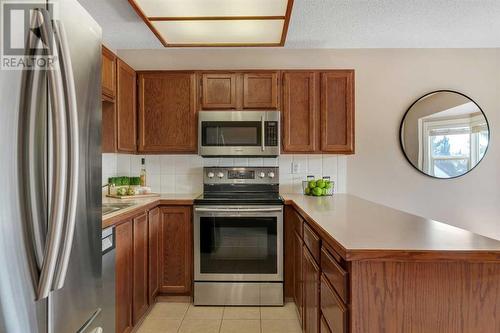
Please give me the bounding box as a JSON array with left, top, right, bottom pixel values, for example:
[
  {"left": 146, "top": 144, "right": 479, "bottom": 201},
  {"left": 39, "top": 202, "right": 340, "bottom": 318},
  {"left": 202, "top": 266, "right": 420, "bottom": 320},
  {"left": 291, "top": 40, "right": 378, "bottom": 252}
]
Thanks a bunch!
[{"left": 399, "top": 89, "right": 491, "bottom": 180}]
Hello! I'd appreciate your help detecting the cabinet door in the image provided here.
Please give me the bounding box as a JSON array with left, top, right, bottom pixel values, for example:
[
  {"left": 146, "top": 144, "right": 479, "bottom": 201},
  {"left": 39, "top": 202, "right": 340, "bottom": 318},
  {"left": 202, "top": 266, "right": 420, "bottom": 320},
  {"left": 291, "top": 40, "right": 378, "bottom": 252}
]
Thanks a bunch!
[
  {"left": 243, "top": 72, "right": 279, "bottom": 109},
  {"left": 116, "top": 59, "right": 137, "bottom": 153},
  {"left": 132, "top": 213, "right": 149, "bottom": 324},
  {"left": 102, "top": 101, "right": 116, "bottom": 153},
  {"left": 282, "top": 72, "right": 320, "bottom": 153},
  {"left": 160, "top": 206, "right": 192, "bottom": 294},
  {"left": 284, "top": 207, "right": 295, "bottom": 298},
  {"left": 303, "top": 247, "right": 320, "bottom": 333},
  {"left": 138, "top": 73, "right": 197, "bottom": 153},
  {"left": 294, "top": 231, "right": 304, "bottom": 327},
  {"left": 115, "top": 221, "right": 133, "bottom": 333},
  {"left": 320, "top": 275, "right": 347, "bottom": 333},
  {"left": 148, "top": 208, "right": 160, "bottom": 304},
  {"left": 102, "top": 45, "right": 116, "bottom": 100},
  {"left": 320, "top": 71, "right": 355, "bottom": 154},
  {"left": 201, "top": 73, "right": 237, "bottom": 109}
]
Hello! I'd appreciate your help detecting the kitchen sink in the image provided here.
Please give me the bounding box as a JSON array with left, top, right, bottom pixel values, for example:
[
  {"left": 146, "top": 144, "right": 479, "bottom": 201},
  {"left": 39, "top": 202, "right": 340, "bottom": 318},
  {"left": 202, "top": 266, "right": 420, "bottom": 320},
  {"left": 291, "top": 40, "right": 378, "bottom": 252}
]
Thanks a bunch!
[{"left": 102, "top": 203, "right": 135, "bottom": 215}]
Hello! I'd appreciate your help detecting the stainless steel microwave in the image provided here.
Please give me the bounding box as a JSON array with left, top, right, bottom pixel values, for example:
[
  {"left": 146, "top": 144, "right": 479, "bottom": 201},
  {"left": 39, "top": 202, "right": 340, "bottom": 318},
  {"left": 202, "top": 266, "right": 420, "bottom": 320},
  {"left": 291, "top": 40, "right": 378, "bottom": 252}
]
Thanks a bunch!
[{"left": 198, "top": 111, "right": 280, "bottom": 157}]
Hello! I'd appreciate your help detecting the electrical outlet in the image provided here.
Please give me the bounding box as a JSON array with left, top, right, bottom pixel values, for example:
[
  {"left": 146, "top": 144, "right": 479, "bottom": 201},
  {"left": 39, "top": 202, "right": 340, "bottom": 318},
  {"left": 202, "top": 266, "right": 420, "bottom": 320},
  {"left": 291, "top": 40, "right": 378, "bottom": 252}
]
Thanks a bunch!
[{"left": 292, "top": 162, "right": 301, "bottom": 174}]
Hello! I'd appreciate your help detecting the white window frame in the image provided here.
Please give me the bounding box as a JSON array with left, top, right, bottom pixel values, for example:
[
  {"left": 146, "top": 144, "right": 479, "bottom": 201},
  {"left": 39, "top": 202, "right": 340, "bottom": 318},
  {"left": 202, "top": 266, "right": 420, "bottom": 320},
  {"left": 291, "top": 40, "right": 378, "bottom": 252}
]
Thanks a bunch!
[{"left": 419, "top": 115, "right": 486, "bottom": 177}]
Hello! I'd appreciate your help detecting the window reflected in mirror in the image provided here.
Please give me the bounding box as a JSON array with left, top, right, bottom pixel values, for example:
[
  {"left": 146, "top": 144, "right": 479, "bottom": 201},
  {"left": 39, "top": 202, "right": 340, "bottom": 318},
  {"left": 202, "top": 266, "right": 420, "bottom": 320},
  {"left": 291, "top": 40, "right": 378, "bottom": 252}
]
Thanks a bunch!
[{"left": 400, "top": 91, "right": 490, "bottom": 178}]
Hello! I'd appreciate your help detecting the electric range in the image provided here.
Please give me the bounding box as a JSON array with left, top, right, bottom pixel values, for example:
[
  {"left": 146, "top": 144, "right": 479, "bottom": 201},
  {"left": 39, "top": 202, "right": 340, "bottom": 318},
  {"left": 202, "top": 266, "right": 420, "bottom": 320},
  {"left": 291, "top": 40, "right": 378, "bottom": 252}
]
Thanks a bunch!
[{"left": 193, "top": 167, "right": 284, "bottom": 306}]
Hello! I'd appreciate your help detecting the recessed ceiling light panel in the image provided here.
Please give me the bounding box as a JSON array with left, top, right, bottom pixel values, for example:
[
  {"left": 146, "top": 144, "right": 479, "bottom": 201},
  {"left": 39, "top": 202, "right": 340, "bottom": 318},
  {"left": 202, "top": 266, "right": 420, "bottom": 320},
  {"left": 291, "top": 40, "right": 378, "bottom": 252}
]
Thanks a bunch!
[
  {"left": 152, "top": 20, "right": 285, "bottom": 45},
  {"left": 135, "top": 0, "right": 288, "bottom": 18},
  {"left": 128, "top": 0, "right": 293, "bottom": 47}
]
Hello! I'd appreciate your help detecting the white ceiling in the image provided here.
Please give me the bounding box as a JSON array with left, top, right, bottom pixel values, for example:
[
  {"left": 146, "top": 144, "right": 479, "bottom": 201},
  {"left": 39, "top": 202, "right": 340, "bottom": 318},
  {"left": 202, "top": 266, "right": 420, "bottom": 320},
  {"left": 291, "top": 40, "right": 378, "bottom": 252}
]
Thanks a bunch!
[{"left": 77, "top": 0, "right": 500, "bottom": 50}]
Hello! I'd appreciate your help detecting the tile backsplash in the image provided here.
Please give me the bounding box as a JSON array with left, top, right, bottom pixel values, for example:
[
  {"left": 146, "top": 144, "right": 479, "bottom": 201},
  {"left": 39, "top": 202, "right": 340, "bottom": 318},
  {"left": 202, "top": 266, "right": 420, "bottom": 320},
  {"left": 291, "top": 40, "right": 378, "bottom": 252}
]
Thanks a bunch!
[{"left": 102, "top": 154, "right": 347, "bottom": 194}]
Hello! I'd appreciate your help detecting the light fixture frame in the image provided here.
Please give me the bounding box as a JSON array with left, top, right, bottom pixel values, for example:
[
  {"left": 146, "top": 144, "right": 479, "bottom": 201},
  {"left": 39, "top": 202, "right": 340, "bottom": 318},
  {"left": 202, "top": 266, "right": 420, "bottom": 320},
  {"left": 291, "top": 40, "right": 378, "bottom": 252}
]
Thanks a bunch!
[{"left": 128, "top": 0, "right": 294, "bottom": 47}]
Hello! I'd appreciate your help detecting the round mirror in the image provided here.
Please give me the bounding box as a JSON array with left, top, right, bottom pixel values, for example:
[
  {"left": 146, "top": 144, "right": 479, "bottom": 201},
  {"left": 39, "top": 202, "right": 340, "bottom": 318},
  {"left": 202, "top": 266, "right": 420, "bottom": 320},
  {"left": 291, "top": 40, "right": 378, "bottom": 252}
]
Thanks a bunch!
[{"left": 400, "top": 90, "right": 490, "bottom": 179}]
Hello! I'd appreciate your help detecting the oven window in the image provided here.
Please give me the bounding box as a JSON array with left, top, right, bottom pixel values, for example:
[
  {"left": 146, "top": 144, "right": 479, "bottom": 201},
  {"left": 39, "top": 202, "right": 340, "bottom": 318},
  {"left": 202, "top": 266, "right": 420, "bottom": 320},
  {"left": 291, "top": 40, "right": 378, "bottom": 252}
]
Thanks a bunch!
[
  {"left": 202, "top": 121, "right": 261, "bottom": 146},
  {"left": 199, "top": 216, "right": 277, "bottom": 274}
]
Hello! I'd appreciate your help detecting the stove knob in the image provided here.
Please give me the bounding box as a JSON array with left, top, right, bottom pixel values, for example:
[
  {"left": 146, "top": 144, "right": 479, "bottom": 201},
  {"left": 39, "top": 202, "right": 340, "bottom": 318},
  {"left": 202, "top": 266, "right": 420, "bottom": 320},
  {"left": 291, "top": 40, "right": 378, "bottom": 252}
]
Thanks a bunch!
[
  {"left": 268, "top": 172, "right": 275, "bottom": 178},
  {"left": 217, "top": 172, "right": 225, "bottom": 179},
  {"left": 207, "top": 172, "right": 215, "bottom": 179},
  {"left": 259, "top": 172, "right": 266, "bottom": 178}
]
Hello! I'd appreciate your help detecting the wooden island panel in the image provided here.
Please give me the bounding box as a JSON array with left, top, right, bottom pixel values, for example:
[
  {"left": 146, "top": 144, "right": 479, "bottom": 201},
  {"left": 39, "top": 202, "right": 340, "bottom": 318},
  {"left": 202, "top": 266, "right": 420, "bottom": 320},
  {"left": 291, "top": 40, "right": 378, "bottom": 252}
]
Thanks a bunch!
[
  {"left": 350, "top": 261, "right": 500, "bottom": 333},
  {"left": 283, "top": 194, "right": 500, "bottom": 333}
]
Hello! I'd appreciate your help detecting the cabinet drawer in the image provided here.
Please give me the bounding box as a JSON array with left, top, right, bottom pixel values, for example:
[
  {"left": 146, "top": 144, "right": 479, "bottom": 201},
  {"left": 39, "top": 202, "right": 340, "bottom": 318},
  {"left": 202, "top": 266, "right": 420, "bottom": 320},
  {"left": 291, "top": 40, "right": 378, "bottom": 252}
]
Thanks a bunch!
[
  {"left": 321, "top": 247, "right": 348, "bottom": 303},
  {"left": 303, "top": 223, "right": 320, "bottom": 263},
  {"left": 320, "top": 315, "right": 332, "bottom": 333},
  {"left": 321, "top": 275, "right": 347, "bottom": 333}
]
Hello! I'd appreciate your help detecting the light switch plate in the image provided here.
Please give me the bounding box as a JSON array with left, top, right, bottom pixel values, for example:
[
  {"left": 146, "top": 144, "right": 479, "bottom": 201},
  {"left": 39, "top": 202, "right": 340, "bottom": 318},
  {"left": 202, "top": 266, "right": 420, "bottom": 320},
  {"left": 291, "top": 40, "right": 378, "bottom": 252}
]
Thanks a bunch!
[{"left": 292, "top": 162, "right": 301, "bottom": 174}]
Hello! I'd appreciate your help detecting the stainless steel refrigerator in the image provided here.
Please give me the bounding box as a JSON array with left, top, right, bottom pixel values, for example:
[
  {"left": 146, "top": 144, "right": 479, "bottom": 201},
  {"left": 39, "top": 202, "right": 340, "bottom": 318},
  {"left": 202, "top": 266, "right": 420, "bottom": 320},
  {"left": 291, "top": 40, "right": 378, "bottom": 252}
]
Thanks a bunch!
[{"left": 0, "top": 0, "right": 102, "bottom": 332}]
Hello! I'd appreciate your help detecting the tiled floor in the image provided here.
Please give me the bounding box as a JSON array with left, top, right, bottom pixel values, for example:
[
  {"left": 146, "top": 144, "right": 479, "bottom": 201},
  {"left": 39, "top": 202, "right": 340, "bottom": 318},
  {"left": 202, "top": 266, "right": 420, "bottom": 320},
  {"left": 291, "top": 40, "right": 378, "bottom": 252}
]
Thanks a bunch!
[{"left": 136, "top": 302, "right": 302, "bottom": 333}]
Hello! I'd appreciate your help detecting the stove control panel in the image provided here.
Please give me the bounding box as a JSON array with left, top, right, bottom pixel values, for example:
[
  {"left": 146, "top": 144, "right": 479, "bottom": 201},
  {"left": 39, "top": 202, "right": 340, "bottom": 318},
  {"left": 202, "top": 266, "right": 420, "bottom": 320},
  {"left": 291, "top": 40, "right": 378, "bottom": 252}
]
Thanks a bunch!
[{"left": 203, "top": 166, "right": 279, "bottom": 184}]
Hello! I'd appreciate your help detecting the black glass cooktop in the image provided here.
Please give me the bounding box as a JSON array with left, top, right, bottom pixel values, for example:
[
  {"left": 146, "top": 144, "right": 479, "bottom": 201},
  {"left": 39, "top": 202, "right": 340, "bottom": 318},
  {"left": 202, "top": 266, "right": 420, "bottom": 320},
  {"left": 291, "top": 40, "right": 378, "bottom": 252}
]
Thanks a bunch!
[{"left": 194, "top": 192, "right": 283, "bottom": 205}]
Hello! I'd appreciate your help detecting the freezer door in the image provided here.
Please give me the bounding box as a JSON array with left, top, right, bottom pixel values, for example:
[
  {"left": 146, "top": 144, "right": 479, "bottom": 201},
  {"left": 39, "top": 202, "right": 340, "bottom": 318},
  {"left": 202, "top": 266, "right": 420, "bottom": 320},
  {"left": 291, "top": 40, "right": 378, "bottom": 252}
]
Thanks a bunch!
[
  {"left": 48, "top": 0, "right": 103, "bottom": 332},
  {"left": 0, "top": 5, "right": 48, "bottom": 333}
]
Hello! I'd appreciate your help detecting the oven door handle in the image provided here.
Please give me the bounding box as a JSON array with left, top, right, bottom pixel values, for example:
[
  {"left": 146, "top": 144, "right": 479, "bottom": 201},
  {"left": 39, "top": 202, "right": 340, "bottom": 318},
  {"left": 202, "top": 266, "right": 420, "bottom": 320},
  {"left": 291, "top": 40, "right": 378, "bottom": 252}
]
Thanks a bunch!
[{"left": 195, "top": 207, "right": 282, "bottom": 213}]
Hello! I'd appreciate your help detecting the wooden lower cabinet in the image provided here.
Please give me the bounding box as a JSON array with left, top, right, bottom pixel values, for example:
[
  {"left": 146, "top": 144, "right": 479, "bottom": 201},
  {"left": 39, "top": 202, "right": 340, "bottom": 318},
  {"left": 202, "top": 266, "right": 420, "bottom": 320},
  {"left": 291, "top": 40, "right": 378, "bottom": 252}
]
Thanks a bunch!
[
  {"left": 294, "top": 230, "right": 304, "bottom": 327},
  {"left": 148, "top": 208, "right": 160, "bottom": 303},
  {"left": 320, "top": 316, "right": 333, "bottom": 333},
  {"left": 303, "top": 247, "right": 320, "bottom": 333},
  {"left": 113, "top": 205, "right": 193, "bottom": 332},
  {"left": 320, "top": 275, "right": 347, "bottom": 333},
  {"left": 115, "top": 220, "right": 133, "bottom": 333},
  {"left": 132, "top": 213, "right": 149, "bottom": 324},
  {"left": 159, "top": 206, "right": 192, "bottom": 294}
]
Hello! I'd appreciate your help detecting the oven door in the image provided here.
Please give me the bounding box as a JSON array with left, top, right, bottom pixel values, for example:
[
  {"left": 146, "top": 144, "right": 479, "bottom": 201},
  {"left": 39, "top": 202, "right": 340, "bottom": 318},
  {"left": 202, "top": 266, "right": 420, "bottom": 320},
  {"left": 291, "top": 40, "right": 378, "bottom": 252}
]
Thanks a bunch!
[
  {"left": 198, "top": 111, "right": 280, "bottom": 156},
  {"left": 194, "top": 206, "right": 283, "bottom": 282}
]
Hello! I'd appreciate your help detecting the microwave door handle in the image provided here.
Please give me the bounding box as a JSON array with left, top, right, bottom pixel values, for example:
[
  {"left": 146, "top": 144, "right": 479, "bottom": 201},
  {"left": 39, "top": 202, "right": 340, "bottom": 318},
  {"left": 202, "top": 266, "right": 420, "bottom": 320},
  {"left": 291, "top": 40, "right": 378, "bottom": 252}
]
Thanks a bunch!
[
  {"left": 261, "top": 116, "right": 265, "bottom": 151},
  {"left": 52, "top": 19, "right": 79, "bottom": 291}
]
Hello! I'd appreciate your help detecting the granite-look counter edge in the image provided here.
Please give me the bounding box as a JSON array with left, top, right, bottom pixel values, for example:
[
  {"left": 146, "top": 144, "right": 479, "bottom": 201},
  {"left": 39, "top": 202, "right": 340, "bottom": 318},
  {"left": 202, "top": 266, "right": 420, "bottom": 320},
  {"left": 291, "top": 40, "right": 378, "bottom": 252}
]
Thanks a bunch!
[{"left": 102, "top": 193, "right": 199, "bottom": 229}]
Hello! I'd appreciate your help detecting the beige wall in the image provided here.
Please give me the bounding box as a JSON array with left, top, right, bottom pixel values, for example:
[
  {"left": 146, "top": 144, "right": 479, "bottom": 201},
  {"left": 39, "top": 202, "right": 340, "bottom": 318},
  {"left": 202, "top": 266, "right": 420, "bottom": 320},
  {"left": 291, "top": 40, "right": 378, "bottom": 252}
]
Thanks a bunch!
[{"left": 119, "top": 48, "right": 500, "bottom": 240}]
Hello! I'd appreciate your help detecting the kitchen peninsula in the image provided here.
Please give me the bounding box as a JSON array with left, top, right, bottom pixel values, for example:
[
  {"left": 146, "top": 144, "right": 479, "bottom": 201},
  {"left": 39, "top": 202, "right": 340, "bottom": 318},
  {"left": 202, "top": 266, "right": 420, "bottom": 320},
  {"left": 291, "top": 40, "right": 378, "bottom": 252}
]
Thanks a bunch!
[{"left": 103, "top": 193, "right": 500, "bottom": 333}]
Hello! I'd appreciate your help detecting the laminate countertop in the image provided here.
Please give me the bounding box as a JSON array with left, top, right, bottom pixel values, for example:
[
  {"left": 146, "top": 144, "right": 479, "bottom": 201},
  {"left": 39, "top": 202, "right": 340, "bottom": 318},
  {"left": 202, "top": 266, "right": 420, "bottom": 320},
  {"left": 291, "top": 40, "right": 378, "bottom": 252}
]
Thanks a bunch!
[
  {"left": 102, "top": 193, "right": 199, "bottom": 228},
  {"left": 282, "top": 193, "right": 500, "bottom": 260}
]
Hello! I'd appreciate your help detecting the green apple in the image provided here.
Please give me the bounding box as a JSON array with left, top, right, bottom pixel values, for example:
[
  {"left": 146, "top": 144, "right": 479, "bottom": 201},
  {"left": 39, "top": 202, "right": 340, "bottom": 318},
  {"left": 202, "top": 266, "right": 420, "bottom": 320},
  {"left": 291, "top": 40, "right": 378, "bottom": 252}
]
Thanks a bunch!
[
  {"left": 312, "top": 187, "right": 323, "bottom": 196},
  {"left": 308, "top": 180, "right": 317, "bottom": 189},
  {"left": 316, "top": 179, "right": 326, "bottom": 189}
]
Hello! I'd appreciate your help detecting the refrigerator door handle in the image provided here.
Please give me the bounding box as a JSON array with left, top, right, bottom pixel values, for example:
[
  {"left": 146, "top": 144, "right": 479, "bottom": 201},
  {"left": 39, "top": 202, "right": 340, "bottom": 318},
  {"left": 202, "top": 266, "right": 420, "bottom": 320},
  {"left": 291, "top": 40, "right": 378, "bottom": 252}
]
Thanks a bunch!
[
  {"left": 18, "top": 8, "right": 48, "bottom": 287},
  {"left": 34, "top": 8, "right": 69, "bottom": 300},
  {"left": 52, "top": 19, "right": 80, "bottom": 290}
]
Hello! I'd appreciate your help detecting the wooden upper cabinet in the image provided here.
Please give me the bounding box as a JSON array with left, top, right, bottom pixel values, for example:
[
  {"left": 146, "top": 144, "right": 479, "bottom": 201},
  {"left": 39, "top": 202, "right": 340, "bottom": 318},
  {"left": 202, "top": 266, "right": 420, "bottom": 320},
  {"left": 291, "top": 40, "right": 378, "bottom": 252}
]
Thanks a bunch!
[
  {"left": 101, "top": 45, "right": 116, "bottom": 101},
  {"left": 115, "top": 220, "right": 133, "bottom": 333},
  {"left": 102, "top": 101, "right": 116, "bottom": 153},
  {"left": 320, "top": 71, "right": 355, "bottom": 154},
  {"left": 201, "top": 73, "right": 237, "bottom": 109},
  {"left": 132, "top": 213, "right": 148, "bottom": 324},
  {"left": 282, "top": 72, "right": 320, "bottom": 153},
  {"left": 138, "top": 72, "right": 197, "bottom": 153},
  {"left": 243, "top": 72, "right": 279, "bottom": 109},
  {"left": 159, "top": 206, "right": 192, "bottom": 294},
  {"left": 116, "top": 59, "right": 137, "bottom": 153},
  {"left": 148, "top": 208, "right": 160, "bottom": 304}
]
